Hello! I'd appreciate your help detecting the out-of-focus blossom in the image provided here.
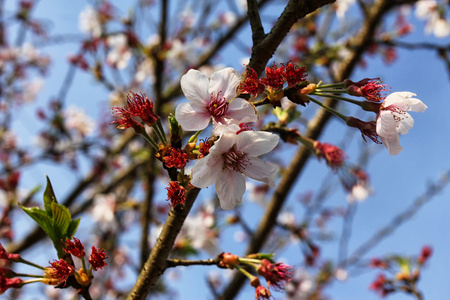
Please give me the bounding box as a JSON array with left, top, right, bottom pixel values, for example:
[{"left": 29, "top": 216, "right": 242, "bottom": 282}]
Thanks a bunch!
[
  {"left": 79, "top": 5, "right": 102, "bottom": 37},
  {"left": 314, "top": 142, "right": 346, "bottom": 170},
  {"left": 90, "top": 193, "right": 118, "bottom": 232},
  {"left": 182, "top": 203, "right": 219, "bottom": 254},
  {"left": 415, "top": 0, "right": 450, "bottom": 38},
  {"left": 334, "top": 0, "right": 356, "bottom": 20},
  {"left": 65, "top": 105, "right": 96, "bottom": 137},
  {"left": 341, "top": 167, "right": 373, "bottom": 203},
  {"left": 257, "top": 259, "right": 294, "bottom": 290},
  {"left": 106, "top": 34, "right": 132, "bottom": 69},
  {"left": 191, "top": 131, "right": 279, "bottom": 209},
  {"left": 285, "top": 269, "right": 315, "bottom": 300},
  {"left": 376, "top": 92, "right": 427, "bottom": 155},
  {"left": 175, "top": 68, "right": 257, "bottom": 132}
]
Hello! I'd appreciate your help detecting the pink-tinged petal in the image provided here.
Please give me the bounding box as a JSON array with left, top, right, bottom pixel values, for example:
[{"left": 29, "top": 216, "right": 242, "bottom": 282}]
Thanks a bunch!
[
  {"left": 404, "top": 97, "right": 428, "bottom": 113},
  {"left": 383, "top": 92, "right": 417, "bottom": 107},
  {"left": 210, "top": 132, "right": 237, "bottom": 155},
  {"left": 236, "top": 131, "right": 279, "bottom": 157},
  {"left": 209, "top": 68, "right": 241, "bottom": 100},
  {"left": 224, "top": 98, "right": 258, "bottom": 123},
  {"left": 181, "top": 69, "right": 210, "bottom": 107},
  {"left": 175, "top": 102, "right": 211, "bottom": 131},
  {"left": 242, "top": 157, "right": 278, "bottom": 187},
  {"left": 376, "top": 111, "right": 397, "bottom": 137},
  {"left": 380, "top": 134, "right": 402, "bottom": 155},
  {"left": 191, "top": 155, "right": 223, "bottom": 188},
  {"left": 215, "top": 170, "right": 246, "bottom": 209},
  {"left": 395, "top": 112, "right": 414, "bottom": 135}
]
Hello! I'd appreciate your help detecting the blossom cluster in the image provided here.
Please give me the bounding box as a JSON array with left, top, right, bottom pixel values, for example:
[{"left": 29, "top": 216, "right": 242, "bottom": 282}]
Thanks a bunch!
[{"left": 0, "top": 239, "right": 107, "bottom": 295}]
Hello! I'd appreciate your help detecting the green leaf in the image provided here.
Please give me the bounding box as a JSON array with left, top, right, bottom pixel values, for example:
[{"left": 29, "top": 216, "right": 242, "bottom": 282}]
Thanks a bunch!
[
  {"left": 66, "top": 218, "right": 81, "bottom": 239},
  {"left": 44, "top": 176, "right": 58, "bottom": 216},
  {"left": 19, "top": 204, "right": 55, "bottom": 242}
]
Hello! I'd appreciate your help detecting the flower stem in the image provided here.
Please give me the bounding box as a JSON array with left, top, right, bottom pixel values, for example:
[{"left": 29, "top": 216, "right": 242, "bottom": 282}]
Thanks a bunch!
[
  {"left": 140, "top": 131, "right": 159, "bottom": 150},
  {"left": 307, "top": 96, "right": 348, "bottom": 122},
  {"left": 17, "top": 257, "right": 46, "bottom": 271},
  {"left": 312, "top": 92, "right": 364, "bottom": 107},
  {"left": 153, "top": 118, "right": 167, "bottom": 145}
]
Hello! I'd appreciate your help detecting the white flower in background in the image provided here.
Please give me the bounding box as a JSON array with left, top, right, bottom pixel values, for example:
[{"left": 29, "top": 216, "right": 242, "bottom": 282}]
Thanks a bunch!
[
  {"left": 79, "top": 5, "right": 102, "bottom": 37},
  {"left": 183, "top": 203, "right": 219, "bottom": 255},
  {"left": 90, "top": 193, "right": 118, "bottom": 232},
  {"left": 334, "top": 0, "right": 356, "bottom": 20},
  {"left": 166, "top": 39, "right": 197, "bottom": 71},
  {"left": 191, "top": 131, "right": 279, "bottom": 209},
  {"left": 176, "top": 68, "right": 257, "bottom": 132},
  {"left": 415, "top": 0, "right": 450, "bottom": 38},
  {"left": 22, "top": 77, "right": 44, "bottom": 103},
  {"left": 219, "top": 11, "right": 237, "bottom": 27},
  {"left": 376, "top": 92, "right": 427, "bottom": 155},
  {"left": 106, "top": 34, "right": 132, "bottom": 69},
  {"left": 134, "top": 58, "right": 155, "bottom": 84},
  {"left": 285, "top": 269, "right": 315, "bottom": 300},
  {"left": 64, "top": 105, "right": 96, "bottom": 136}
]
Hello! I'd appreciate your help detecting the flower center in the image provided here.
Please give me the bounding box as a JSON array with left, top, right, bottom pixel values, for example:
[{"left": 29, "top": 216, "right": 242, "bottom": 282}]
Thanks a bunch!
[
  {"left": 385, "top": 105, "right": 408, "bottom": 122},
  {"left": 207, "top": 92, "right": 229, "bottom": 117},
  {"left": 222, "top": 146, "right": 250, "bottom": 173}
]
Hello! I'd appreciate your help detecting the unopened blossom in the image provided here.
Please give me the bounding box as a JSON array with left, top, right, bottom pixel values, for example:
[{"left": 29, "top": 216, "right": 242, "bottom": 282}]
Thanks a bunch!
[
  {"left": 260, "top": 63, "right": 286, "bottom": 90},
  {"left": 238, "top": 66, "right": 265, "bottom": 96},
  {"left": 191, "top": 131, "right": 279, "bottom": 209},
  {"left": 285, "top": 62, "right": 307, "bottom": 87},
  {"left": 313, "top": 142, "right": 346, "bottom": 170},
  {"left": 45, "top": 259, "right": 75, "bottom": 286},
  {"left": 63, "top": 237, "right": 86, "bottom": 258},
  {"left": 345, "top": 78, "right": 389, "bottom": 102},
  {"left": 0, "top": 277, "right": 23, "bottom": 294},
  {"left": 124, "top": 92, "right": 159, "bottom": 126},
  {"left": 370, "top": 274, "right": 394, "bottom": 297},
  {"left": 166, "top": 181, "right": 186, "bottom": 207},
  {"left": 418, "top": 245, "right": 433, "bottom": 265},
  {"left": 376, "top": 92, "right": 427, "bottom": 155},
  {"left": 257, "top": 259, "right": 294, "bottom": 290},
  {"left": 0, "top": 243, "right": 20, "bottom": 261},
  {"left": 89, "top": 246, "right": 108, "bottom": 271},
  {"left": 255, "top": 285, "right": 272, "bottom": 300},
  {"left": 162, "top": 147, "right": 188, "bottom": 169},
  {"left": 176, "top": 68, "right": 257, "bottom": 132}
]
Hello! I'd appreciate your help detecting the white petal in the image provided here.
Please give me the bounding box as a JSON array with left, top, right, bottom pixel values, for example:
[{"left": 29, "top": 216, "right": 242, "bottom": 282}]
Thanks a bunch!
[
  {"left": 242, "top": 157, "right": 277, "bottom": 187},
  {"left": 224, "top": 98, "right": 258, "bottom": 123},
  {"left": 396, "top": 112, "right": 414, "bottom": 135},
  {"left": 404, "top": 97, "right": 428, "bottom": 113},
  {"left": 376, "top": 111, "right": 397, "bottom": 137},
  {"left": 210, "top": 132, "right": 236, "bottom": 155},
  {"left": 181, "top": 69, "right": 210, "bottom": 107},
  {"left": 175, "top": 102, "right": 211, "bottom": 131},
  {"left": 191, "top": 155, "right": 223, "bottom": 188},
  {"left": 209, "top": 68, "right": 241, "bottom": 101},
  {"left": 236, "top": 131, "right": 279, "bottom": 157},
  {"left": 383, "top": 92, "right": 416, "bottom": 107},
  {"left": 380, "top": 134, "right": 402, "bottom": 155},
  {"left": 215, "top": 170, "right": 246, "bottom": 210}
]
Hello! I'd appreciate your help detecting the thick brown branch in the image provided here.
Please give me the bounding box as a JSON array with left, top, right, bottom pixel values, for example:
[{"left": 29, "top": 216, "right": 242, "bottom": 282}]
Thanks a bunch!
[{"left": 126, "top": 187, "right": 200, "bottom": 300}]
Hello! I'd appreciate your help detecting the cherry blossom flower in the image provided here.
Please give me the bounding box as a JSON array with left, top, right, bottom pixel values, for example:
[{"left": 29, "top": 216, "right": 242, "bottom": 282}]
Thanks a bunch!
[
  {"left": 78, "top": 5, "right": 102, "bottom": 38},
  {"left": 175, "top": 68, "right": 257, "bottom": 132},
  {"left": 166, "top": 181, "right": 186, "bottom": 207},
  {"left": 89, "top": 246, "right": 108, "bottom": 271},
  {"left": 257, "top": 259, "right": 294, "bottom": 290},
  {"left": 45, "top": 259, "right": 75, "bottom": 286},
  {"left": 191, "top": 131, "right": 279, "bottom": 209},
  {"left": 376, "top": 92, "right": 427, "bottom": 155},
  {"left": 106, "top": 34, "right": 132, "bottom": 69},
  {"left": 63, "top": 237, "right": 86, "bottom": 258}
]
